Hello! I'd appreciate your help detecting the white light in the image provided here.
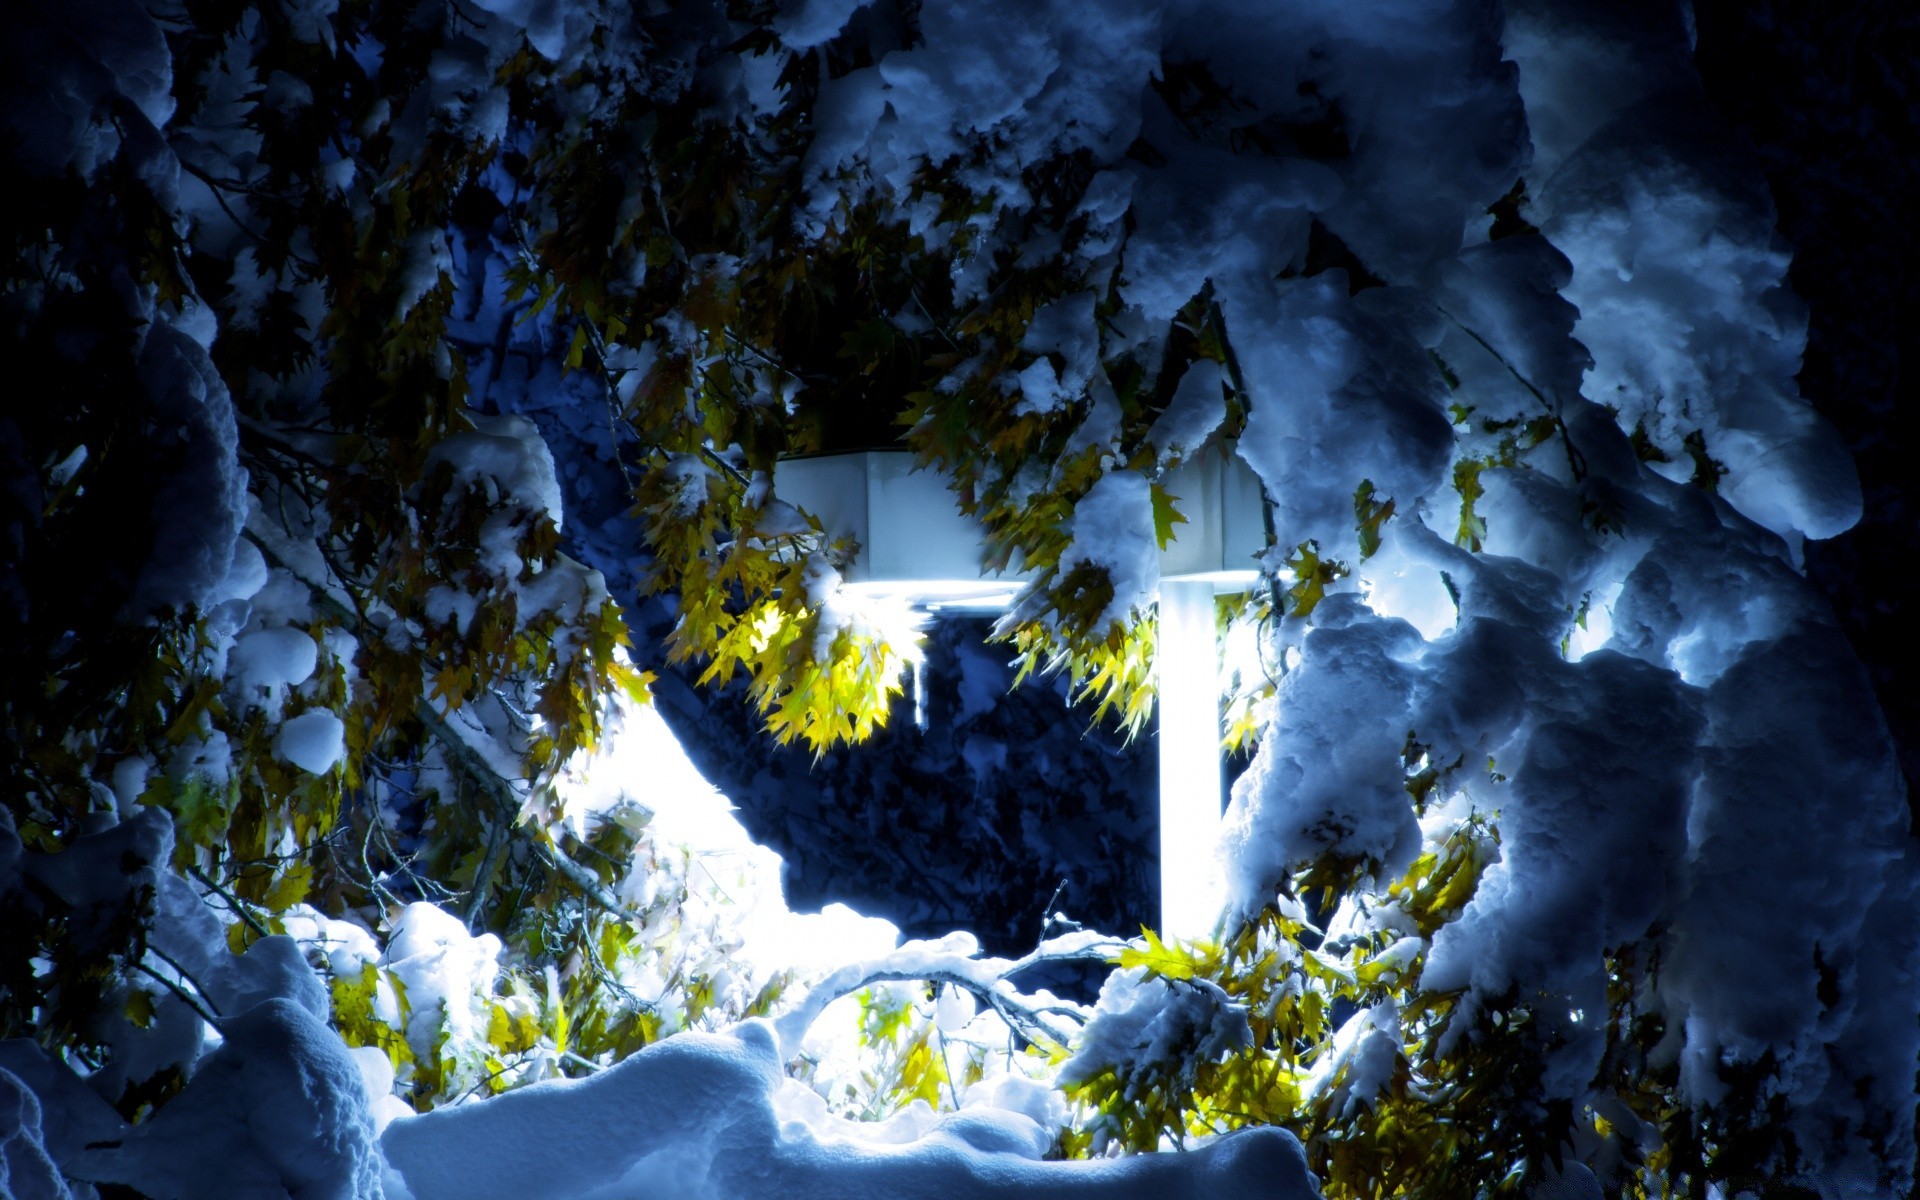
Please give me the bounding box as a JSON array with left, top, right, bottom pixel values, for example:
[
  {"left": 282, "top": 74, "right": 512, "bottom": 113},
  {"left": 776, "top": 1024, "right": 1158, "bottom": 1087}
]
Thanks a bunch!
[
  {"left": 1157, "top": 579, "right": 1227, "bottom": 938},
  {"left": 840, "top": 579, "right": 1025, "bottom": 611},
  {"left": 1160, "top": 568, "right": 1260, "bottom": 591},
  {"left": 563, "top": 697, "right": 753, "bottom": 852}
]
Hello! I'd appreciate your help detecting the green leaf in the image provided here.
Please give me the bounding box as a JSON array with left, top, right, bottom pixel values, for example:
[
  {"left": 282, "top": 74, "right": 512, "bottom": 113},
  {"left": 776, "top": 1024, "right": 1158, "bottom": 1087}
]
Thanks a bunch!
[
  {"left": 1150, "top": 482, "right": 1187, "bottom": 551},
  {"left": 1353, "top": 480, "right": 1395, "bottom": 559},
  {"left": 1285, "top": 541, "right": 1348, "bottom": 619}
]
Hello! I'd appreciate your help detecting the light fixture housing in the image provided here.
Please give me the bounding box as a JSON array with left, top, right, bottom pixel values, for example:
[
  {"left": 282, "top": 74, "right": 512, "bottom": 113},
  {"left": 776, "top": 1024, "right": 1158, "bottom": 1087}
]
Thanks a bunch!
[{"left": 772, "top": 450, "right": 1026, "bottom": 609}]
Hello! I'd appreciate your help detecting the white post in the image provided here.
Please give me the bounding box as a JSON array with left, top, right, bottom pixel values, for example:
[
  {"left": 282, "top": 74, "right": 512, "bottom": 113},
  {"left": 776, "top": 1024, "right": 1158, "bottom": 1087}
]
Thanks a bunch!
[{"left": 1156, "top": 578, "right": 1226, "bottom": 939}]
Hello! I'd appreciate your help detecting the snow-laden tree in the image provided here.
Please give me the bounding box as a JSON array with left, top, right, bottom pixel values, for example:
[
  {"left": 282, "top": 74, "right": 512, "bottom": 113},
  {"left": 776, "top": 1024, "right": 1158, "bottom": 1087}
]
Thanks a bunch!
[{"left": 3, "top": 0, "right": 1914, "bottom": 1196}]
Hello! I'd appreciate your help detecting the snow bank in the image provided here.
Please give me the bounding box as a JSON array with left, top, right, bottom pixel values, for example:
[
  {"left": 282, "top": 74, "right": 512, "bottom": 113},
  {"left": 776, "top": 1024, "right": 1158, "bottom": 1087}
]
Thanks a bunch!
[
  {"left": 381, "top": 1022, "right": 1318, "bottom": 1200},
  {"left": 77, "top": 998, "right": 381, "bottom": 1200},
  {"left": 2, "top": 812, "right": 379, "bottom": 1200},
  {"left": 0, "top": 1067, "right": 70, "bottom": 1200}
]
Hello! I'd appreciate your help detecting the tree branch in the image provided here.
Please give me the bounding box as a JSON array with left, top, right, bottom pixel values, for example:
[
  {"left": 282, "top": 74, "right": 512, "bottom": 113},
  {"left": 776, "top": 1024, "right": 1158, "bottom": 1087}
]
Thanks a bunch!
[
  {"left": 249, "top": 530, "right": 648, "bottom": 929},
  {"left": 773, "top": 929, "right": 1129, "bottom": 1059}
]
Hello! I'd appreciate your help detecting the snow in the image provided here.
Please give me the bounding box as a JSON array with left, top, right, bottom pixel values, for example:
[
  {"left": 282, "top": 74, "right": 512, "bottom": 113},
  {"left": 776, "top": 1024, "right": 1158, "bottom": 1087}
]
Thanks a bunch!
[
  {"left": 3, "top": 0, "right": 172, "bottom": 179},
  {"left": 1220, "top": 595, "right": 1429, "bottom": 890},
  {"left": 3, "top": 817, "right": 377, "bottom": 1199},
  {"left": 128, "top": 319, "right": 248, "bottom": 618},
  {"left": 0, "top": 1067, "right": 69, "bottom": 1200},
  {"left": 1229, "top": 273, "right": 1453, "bottom": 559},
  {"left": 280, "top": 907, "right": 381, "bottom": 977},
  {"left": 1147, "top": 360, "right": 1228, "bottom": 465},
  {"left": 773, "top": 0, "right": 875, "bottom": 50},
  {"left": 228, "top": 627, "right": 321, "bottom": 695},
  {"left": 277, "top": 709, "right": 346, "bottom": 774},
  {"left": 1056, "top": 471, "right": 1159, "bottom": 632},
  {"left": 381, "top": 1022, "right": 1318, "bottom": 1200},
  {"left": 1015, "top": 293, "right": 1103, "bottom": 417},
  {"left": 211, "top": 537, "right": 270, "bottom": 606},
  {"left": 428, "top": 414, "right": 566, "bottom": 532},
  {"left": 381, "top": 902, "right": 506, "bottom": 1071},
  {"left": 1536, "top": 102, "right": 1861, "bottom": 541},
  {"left": 1060, "top": 968, "right": 1253, "bottom": 1091},
  {"left": 465, "top": 0, "right": 568, "bottom": 61},
  {"left": 77, "top": 999, "right": 381, "bottom": 1200}
]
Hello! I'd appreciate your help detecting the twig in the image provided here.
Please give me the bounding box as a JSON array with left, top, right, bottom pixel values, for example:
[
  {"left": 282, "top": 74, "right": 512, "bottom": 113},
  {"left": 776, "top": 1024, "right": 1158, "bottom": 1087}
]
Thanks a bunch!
[
  {"left": 186, "top": 865, "right": 271, "bottom": 940},
  {"left": 1035, "top": 878, "right": 1069, "bottom": 950},
  {"left": 137, "top": 949, "right": 224, "bottom": 1029},
  {"left": 910, "top": 287, "right": 962, "bottom": 353},
  {"left": 463, "top": 786, "right": 510, "bottom": 932},
  {"left": 173, "top": 156, "right": 322, "bottom": 273},
  {"left": 1435, "top": 305, "right": 1589, "bottom": 483},
  {"left": 256, "top": 529, "right": 646, "bottom": 929},
  {"left": 135, "top": 961, "right": 223, "bottom": 1029}
]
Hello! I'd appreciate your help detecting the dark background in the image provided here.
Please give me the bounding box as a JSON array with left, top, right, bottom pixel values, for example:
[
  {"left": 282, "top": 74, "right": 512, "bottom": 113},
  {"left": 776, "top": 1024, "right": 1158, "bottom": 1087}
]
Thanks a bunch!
[{"left": 1694, "top": 0, "right": 1919, "bottom": 803}]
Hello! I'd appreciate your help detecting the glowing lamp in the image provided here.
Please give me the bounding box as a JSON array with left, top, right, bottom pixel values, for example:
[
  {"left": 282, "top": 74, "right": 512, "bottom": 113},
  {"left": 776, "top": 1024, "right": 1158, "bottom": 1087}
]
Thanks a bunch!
[
  {"left": 772, "top": 448, "right": 1267, "bottom": 939},
  {"left": 1154, "top": 450, "right": 1266, "bottom": 938}
]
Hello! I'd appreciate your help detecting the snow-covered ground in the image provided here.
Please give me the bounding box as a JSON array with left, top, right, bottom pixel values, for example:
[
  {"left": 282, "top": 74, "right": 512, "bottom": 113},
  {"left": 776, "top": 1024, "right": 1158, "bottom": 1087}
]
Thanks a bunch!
[{"left": 0, "top": 700, "right": 1316, "bottom": 1200}]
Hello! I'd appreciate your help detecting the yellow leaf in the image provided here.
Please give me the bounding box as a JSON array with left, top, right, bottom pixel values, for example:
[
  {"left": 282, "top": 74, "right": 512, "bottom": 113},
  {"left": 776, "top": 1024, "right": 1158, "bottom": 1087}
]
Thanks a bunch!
[
  {"left": 262, "top": 863, "right": 313, "bottom": 912},
  {"left": 1117, "top": 928, "right": 1199, "bottom": 981}
]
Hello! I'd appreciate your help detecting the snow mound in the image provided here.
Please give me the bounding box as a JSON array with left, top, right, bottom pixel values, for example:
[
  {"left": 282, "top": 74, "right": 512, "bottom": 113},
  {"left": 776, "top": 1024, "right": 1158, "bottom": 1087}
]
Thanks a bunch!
[
  {"left": 381, "top": 1022, "right": 1319, "bottom": 1200},
  {"left": 77, "top": 998, "right": 381, "bottom": 1200}
]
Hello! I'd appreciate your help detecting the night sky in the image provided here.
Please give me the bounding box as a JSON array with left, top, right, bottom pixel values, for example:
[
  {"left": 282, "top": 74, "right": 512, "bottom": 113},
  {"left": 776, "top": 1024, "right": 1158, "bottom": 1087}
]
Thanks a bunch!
[{"left": 1694, "top": 0, "right": 1919, "bottom": 806}]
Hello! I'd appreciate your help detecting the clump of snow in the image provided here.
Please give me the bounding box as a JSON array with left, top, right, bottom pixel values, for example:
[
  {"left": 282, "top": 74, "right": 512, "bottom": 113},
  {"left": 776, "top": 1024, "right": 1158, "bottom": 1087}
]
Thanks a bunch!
[
  {"left": 1537, "top": 100, "right": 1860, "bottom": 542},
  {"left": 1057, "top": 470, "right": 1159, "bottom": 631},
  {"left": 1147, "top": 360, "right": 1228, "bottom": 464},
  {"left": 1304, "top": 1003, "right": 1403, "bottom": 1122},
  {"left": 1061, "top": 968, "right": 1253, "bottom": 1091},
  {"left": 281, "top": 907, "right": 382, "bottom": 978},
  {"left": 427, "top": 412, "right": 567, "bottom": 532},
  {"left": 465, "top": 0, "right": 568, "bottom": 61},
  {"left": 381, "top": 902, "right": 505, "bottom": 1075},
  {"left": 228, "top": 626, "right": 320, "bottom": 696},
  {"left": 0, "top": 1041, "right": 127, "bottom": 1182},
  {"left": 209, "top": 536, "right": 269, "bottom": 607},
  {"left": 1499, "top": 0, "right": 1697, "bottom": 181},
  {"left": 3, "top": 0, "right": 174, "bottom": 179},
  {"left": 128, "top": 319, "right": 248, "bottom": 618},
  {"left": 276, "top": 709, "right": 346, "bottom": 775},
  {"left": 773, "top": 0, "right": 875, "bottom": 50},
  {"left": 346, "top": 1047, "right": 415, "bottom": 1136},
  {"left": 1014, "top": 293, "right": 1102, "bottom": 417},
  {"left": 393, "top": 231, "right": 452, "bottom": 320},
  {"left": 1228, "top": 274, "right": 1453, "bottom": 559},
  {"left": 1220, "top": 594, "right": 1427, "bottom": 889}
]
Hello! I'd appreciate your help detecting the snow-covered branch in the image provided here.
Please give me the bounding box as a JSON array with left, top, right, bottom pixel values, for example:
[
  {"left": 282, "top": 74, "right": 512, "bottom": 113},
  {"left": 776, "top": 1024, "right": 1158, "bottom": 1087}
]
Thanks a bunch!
[{"left": 774, "top": 929, "right": 1132, "bottom": 1056}]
